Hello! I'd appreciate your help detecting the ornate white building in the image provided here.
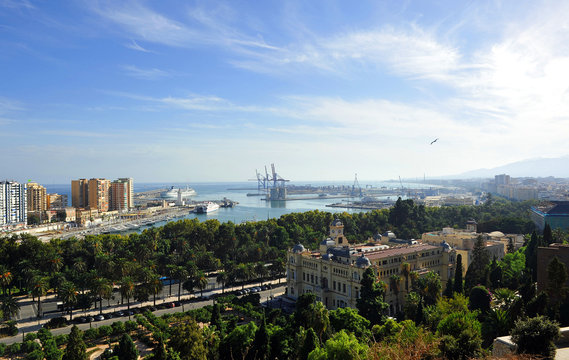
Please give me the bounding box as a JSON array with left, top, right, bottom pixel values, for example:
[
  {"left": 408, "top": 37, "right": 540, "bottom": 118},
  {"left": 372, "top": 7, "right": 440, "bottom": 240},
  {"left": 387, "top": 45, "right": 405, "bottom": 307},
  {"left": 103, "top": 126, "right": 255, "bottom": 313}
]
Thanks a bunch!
[{"left": 287, "top": 219, "right": 456, "bottom": 314}]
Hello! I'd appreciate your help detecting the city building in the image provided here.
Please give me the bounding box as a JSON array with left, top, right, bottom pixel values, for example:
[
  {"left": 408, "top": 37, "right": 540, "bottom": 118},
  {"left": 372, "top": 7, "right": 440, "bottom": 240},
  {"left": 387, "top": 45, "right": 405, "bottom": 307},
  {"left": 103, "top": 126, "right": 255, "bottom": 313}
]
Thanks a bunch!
[
  {"left": 287, "top": 219, "right": 455, "bottom": 314},
  {"left": 47, "top": 194, "right": 68, "bottom": 209},
  {"left": 71, "top": 179, "right": 89, "bottom": 208},
  {"left": 26, "top": 182, "right": 47, "bottom": 212},
  {"left": 75, "top": 208, "right": 99, "bottom": 227},
  {"left": 531, "top": 201, "right": 569, "bottom": 231},
  {"left": 110, "top": 178, "right": 133, "bottom": 211},
  {"left": 536, "top": 244, "right": 569, "bottom": 298},
  {"left": 0, "top": 181, "right": 27, "bottom": 227},
  {"left": 422, "top": 221, "right": 511, "bottom": 275},
  {"left": 88, "top": 178, "right": 111, "bottom": 212}
]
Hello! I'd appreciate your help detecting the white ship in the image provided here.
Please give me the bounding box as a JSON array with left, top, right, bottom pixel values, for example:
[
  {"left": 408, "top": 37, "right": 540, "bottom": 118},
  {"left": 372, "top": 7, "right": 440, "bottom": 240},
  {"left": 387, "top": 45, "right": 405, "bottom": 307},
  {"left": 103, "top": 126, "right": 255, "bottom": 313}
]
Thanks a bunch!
[
  {"left": 161, "top": 186, "right": 197, "bottom": 199},
  {"left": 195, "top": 202, "right": 220, "bottom": 214}
]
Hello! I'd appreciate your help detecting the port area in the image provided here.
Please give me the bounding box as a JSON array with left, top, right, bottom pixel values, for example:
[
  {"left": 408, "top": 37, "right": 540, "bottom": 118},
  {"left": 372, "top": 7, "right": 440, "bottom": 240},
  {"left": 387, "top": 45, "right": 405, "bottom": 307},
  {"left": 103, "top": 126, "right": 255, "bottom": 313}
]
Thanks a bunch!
[
  {"left": 262, "top": 194, "right": 352, "bottom": 201},
  {"left": 326, "top": 201, "right": 393, "bottom": 210}
]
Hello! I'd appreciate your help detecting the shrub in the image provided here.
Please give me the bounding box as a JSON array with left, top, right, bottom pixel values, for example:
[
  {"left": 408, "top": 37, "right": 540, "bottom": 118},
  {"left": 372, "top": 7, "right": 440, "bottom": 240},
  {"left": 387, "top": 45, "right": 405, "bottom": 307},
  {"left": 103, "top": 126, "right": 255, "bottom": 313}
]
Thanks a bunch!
[
  {"left": 24, "top": 333, "right": 38, "bottom": 342},
  {"left": 111, "top": 321, "right": 126, "bottom": 336},
  {"left": 43, "top": 317, "right": 68, "bottom": 330},
  {"left": 511, "top": 316, "right": 560, "bottom": 359},
  {"left": 125, "top": 320, "right": 137, "bottom": 332},
  {"left": 0, "top": 343, "right": 6, "bottom": 356},
  {"left": 37, "top": 328, "right": 53, "bottom": 343},
  {"left": 25, "top": 349, "right": 44, "bottom": 360},
  {"left": 98, "top": 325, "right": 113, "bottom": 338},
  {"left": 22, "top": 340, "right": 42, "bottom": 353},
  {"left": 6, "top": 342, "right": 21, "bottom": 354},
  {"left": 84, "top": 328, "right": 99, "bottom": 341},
  {"left": 54, "top": 334, "right": 68, "bottom": 347}
]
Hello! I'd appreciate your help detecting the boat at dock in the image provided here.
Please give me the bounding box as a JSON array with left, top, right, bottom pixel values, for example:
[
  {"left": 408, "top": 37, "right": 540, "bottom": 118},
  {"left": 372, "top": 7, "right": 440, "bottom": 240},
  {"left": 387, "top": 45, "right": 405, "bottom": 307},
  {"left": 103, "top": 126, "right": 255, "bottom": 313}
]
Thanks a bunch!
[
  {"left": 195, "top": 202, "right": 220, "bottom": 214},
  {"left": 161, "top": 186, "right": 197, "bottom": 199}
]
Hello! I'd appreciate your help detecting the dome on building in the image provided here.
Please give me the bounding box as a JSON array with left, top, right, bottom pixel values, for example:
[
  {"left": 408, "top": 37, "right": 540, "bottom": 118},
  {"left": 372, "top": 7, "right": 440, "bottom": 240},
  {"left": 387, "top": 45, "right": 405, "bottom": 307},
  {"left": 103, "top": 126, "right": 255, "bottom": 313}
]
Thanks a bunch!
[
  {"left": 322, "top": 253, "right": 334, "bottom": 261},
  {"left": 331, "top": 218, "right": 343, "bottom": 227},
  {"left": 320, "top": 238, "right": 336, "bottom": 247},
  {"left": 488, "top": 231, "right": 505, "bottom": 238},
  {"left": 382, "top": 231, "right": 396, "bottom": 239},
  {"left": 373, "top": 232, "right": 382, "bottom": 241},
  {"left": 292, "top": 243, "right": 305, "bottom": 254},
  {"left": 441, "top": 240, "right": 452, "bottom": 252},
  {"left": 355, "top": 254, "right": 371, "bottom": 268}
]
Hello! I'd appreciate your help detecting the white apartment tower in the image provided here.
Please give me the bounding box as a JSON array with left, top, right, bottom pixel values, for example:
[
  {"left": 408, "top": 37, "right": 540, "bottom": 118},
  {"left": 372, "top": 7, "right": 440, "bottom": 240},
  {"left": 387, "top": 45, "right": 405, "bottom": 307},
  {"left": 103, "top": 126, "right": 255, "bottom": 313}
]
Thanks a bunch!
[{"left": 0, "top": 181, "right": 27, "bottom": 226}]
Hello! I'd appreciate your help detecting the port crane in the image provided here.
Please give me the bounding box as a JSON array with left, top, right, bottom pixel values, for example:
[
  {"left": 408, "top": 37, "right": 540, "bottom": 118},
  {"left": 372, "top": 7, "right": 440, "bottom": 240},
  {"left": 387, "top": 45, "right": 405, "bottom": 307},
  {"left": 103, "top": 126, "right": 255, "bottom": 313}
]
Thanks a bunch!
[
  {"left": 250, "top": 164, "right": 289, "bottom": 200},
  {"left": 351, "top": 173, "right": 362, "bottom": 197}
]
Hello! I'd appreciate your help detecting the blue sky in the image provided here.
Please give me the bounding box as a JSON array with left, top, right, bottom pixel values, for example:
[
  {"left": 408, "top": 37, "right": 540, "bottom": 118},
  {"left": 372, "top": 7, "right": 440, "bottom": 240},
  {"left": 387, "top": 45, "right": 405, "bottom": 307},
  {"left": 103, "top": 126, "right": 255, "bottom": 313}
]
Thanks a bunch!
[{"left": 2, "top": 0, "right": 569, "bottom": 183}]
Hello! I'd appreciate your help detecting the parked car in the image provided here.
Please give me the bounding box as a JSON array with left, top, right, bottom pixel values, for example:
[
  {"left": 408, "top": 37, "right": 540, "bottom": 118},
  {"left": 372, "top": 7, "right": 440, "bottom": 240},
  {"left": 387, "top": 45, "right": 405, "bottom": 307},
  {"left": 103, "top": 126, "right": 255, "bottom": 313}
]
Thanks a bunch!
[
  {"left": 114, "top": 311, "right": 125, "bottom": 317},
  {"left": 86, "top": 316, "right": 95, "bottom": 322},
  {"left": 94, "top": 315, "right": 105, "bottom": 321},
  {"left": 103, "top": 313, "right": 113, "bottom": 320},
  {"left": 76, "top": 316, "right": 87, "bottom": 323},
  {"left": 173, "top": 301, "right": 181, "bottom": 307}
]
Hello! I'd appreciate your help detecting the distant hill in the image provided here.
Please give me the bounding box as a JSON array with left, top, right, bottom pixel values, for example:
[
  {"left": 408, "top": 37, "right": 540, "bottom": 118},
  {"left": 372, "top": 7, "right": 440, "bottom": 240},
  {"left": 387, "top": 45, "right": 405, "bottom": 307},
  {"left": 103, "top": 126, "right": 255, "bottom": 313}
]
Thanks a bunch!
[{"left": 447, "top": 156, "right": 569, "bottom": 179}]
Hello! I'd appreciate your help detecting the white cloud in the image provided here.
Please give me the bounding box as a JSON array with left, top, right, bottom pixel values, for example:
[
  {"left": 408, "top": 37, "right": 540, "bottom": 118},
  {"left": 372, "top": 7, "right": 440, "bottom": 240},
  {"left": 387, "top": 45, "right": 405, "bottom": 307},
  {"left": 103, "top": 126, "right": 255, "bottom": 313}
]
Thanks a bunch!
[
  {"left": 122, "top": 65, "right": 171, "bottom": 80},
  {"left": 125, "top": 39, "right": 152, "bottom": 53}
]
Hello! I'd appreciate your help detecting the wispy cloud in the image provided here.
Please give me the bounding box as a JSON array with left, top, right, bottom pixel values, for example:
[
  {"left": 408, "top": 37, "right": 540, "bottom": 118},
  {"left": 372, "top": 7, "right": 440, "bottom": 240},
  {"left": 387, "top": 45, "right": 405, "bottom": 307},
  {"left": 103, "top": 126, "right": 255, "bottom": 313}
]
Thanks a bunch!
[
  {"left": 40, "top": 130, "right": 118, "bottom": 138},
  {"left": 125, "top": 39, "right": 152, "bottom": 53},
  {"left": 0, "top": 0, "right": 35, "bottom": 9},
  {"left": 122, "top": 65, "right": 171, "bottom": 80}
]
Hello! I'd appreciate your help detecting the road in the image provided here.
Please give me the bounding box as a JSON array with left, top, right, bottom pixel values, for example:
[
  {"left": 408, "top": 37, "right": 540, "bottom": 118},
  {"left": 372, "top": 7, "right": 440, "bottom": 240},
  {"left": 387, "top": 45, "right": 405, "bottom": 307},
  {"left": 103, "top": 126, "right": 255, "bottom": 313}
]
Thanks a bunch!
[{"left": 1, "top": 279, "right": 287, "bottom": 345}]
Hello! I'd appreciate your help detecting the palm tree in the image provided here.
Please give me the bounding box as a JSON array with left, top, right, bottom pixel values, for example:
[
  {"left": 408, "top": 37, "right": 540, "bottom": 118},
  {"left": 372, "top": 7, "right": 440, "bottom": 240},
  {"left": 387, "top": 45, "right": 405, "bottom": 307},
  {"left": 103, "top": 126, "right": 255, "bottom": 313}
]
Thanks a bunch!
[
  {"left": 59, "top": 281, "right": 78, "bottom": 321},
  {"left": 148, "top": 274, "right": 163, "bottom": 306},
  {"left": 120, "top": 277, "right": 135, "bottom": 311},
  {"left": 401, "top": 262, "right": 411, "bottom": 292},
  {"left": 91, "top": 277, "right": 112, "bottom": 314},
  {"left": 216, "top": 271, "right": 228, "bottom": 294},
  {"left": 389, "top": 275, "right": 402, "bottom": 314},
  {"left": 0, "top": 266, "right": 13, "bottom": 296},
  {"left": 0, "top": 295, "right": 20, "bottom": 321},
  {"left": 173, "top": 266, "right": 189, "bottom": 302},
  {"left": 270, "top": 259, "right": 286, "bottom": 284},
  {"left": 235, "top": 264, "right": 250, "bottom": 290},
  {"left": 409, "top": 271, "right": 419, "bottom": 291},
  {"left": 255, "top": 262, "right": 268, "bottom": 286},
  {"left": 31, "top": 276, "right": 48, "bottom": 318},
  {"left": 196, "top": 271, "right": 208, "bottom": 298},
  {"left": 166, "top": 264, "right": 176, "bottom": 296}
]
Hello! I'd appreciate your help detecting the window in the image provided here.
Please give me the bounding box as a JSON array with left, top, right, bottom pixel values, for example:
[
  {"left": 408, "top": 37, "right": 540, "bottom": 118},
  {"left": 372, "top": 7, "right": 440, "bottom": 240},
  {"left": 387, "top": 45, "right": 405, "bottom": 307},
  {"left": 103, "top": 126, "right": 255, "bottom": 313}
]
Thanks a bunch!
[
  {"left": 343, "top": 283, "right": 346, "bottom": 293},
  {"left": 333, "top": 281, "right": 336, "bottom": 290},
  {"left": 311, "top": 274, "right": 314, "bottom": 283}
]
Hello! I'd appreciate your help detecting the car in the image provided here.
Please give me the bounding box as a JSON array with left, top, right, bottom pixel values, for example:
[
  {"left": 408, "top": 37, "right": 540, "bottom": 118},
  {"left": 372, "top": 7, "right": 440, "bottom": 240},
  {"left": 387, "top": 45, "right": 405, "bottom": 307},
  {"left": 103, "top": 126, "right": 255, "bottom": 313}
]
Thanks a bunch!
[
  {"left": 94, "top": 315, "right": 105, "bottom": 321},
  {"left": 173, "top": 301, "right": 181, "bottom": 307},
  {"left": 261, "top": 285, "right": 269, "bottom": 291},
  {"left": 131, "top": 308, "right": 141, "bottom": 314},
  {"left": 236, "top": 290, "right": 244, "bottom": 295},
  {"left": 76, "top": 316, "right": 87, "bottom": 323},
  {"left": 250, "top": 287, "right": 258, "bottom": 293},
  {"left": 114, "top": 311, "right": 125, "bottom": 317},
  {"left": 86, "top": 316, "right": 95, "bottom": 322},
  {"left": 165, "top": 302, "right": 175, "bottom": 308},
  {"left": 103, "top": 313, "right": 113, "bottom": 320},
  {"left": 148, "top": 306, "right": 157, "bottom": 312},
  {"left": 126, "top": 310, "right": 134, "bottom": 316}
]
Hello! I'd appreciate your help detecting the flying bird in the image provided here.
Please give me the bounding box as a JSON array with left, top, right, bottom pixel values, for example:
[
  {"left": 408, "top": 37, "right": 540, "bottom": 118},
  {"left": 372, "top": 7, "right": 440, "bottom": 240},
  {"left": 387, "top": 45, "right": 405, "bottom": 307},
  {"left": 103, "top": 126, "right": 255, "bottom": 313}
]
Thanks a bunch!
[{"left": 430, "top": 138, "right": 439, "bottom": 145}]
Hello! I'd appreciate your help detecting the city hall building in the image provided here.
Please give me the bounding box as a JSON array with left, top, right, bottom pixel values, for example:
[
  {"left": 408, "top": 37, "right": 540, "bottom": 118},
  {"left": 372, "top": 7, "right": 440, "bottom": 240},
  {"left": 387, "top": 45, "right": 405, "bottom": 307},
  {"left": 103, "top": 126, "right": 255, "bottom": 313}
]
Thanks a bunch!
[{"left": 287, "top": 219, "right": 456, "bottom": 315}]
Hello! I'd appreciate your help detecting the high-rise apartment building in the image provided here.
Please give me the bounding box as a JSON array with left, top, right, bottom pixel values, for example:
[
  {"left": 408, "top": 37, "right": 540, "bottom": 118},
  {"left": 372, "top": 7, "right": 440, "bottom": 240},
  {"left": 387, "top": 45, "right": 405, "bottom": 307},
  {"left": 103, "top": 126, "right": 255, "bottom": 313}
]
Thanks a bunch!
[
  {"left": 27, "top": 182, "right": 47, "bottom": 212},
  {"left": 47, "top": 194, "right": 68, "bottom": 209},
  {"left": 88, "top": 178, "right": 111, "bottom": 212},
  {"left": 110, "top": 178, "right": 133, "bottom": 211},
  {"left": 71, "top": 179, "right": 89, "bottom": 208},
  {"left": 0, "top": 181, "right": 27, "bottom": 226}
]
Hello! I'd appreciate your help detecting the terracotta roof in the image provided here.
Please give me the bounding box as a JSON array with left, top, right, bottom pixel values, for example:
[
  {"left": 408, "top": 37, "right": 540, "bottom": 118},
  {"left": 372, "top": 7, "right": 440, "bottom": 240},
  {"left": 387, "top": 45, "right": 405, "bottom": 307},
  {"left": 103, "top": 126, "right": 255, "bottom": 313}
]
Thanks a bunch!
[{"left": 365, "top": 244, "right": 438, "bottom": 260}]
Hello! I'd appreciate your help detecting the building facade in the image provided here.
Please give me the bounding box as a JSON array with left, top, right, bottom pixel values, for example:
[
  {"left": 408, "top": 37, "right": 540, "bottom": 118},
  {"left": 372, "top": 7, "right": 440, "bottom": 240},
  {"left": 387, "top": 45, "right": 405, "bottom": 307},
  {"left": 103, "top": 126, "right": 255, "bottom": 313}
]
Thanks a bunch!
[
  {"left": 47, "top": 194, "right": 68, "bottom": 209},
  {"left": 110, "top": 178, "right": 133, "bottom": 211},
  {"left": 71, "top": 179, "right": 89, "bottom": 208},
  {"left": 88, "top": 178, "right": 110, "bottom": 212},
  {"left": 0, "top": 181, "right": 27, "bottom": 226},
  {"left": 536, "top": 244, "right": 569, "bottom": 299},
  {"left": 287, "top": 219, "right": 455, "bottom": 314},
  {"left": 27, "top": 182, "right": 47, "bottom": 212},
  {"left": 422, "top": 222, "right": 508, "bottom": 275},
  {"left": 531, "top": 201, "right": 569, "bottom": 231}
]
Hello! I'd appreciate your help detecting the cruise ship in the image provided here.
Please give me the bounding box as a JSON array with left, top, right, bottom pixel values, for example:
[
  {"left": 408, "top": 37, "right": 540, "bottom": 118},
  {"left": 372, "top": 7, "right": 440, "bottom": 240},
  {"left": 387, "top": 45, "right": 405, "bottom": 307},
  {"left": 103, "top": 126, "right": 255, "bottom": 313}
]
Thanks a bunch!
[
  {"left": 195, "top": 202, "right": 220, "bottom": 214},
  {"left": 161, "top": 186, "right": 197, "bottom": 199}
]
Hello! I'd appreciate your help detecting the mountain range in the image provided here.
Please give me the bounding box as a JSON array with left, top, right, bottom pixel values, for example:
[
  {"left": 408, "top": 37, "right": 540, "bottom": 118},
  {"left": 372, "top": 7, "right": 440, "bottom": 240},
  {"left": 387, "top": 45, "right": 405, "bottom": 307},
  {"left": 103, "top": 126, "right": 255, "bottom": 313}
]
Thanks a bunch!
[{"left": 444, "top": 156, "right": 569, "bottom": 179}]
